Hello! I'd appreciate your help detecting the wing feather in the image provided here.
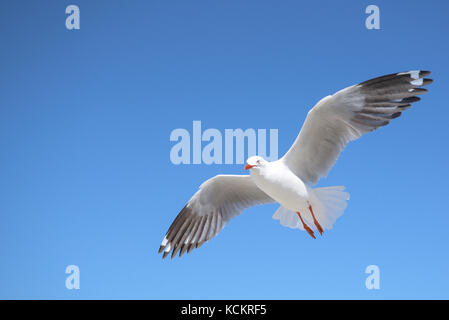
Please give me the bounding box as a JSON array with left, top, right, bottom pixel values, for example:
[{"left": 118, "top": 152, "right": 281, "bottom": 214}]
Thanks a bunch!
[
  {"left": 282, "top": 70, "right": 432, "bottom": 184},
  {"left": 159, "top": 175, "right": 274, "bottom": 258}
]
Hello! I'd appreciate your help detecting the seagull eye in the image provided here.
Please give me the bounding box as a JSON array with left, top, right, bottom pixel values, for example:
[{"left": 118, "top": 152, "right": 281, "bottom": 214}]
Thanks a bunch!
[{"left": 256, "top": 160, "right": 261, "bottom": 164}]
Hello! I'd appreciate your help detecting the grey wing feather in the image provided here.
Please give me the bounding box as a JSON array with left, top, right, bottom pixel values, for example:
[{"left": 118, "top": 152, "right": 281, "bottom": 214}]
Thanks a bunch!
[
  {"left": 282, "top": 70, "right": 432, "bottom": 185},
  {"left": 158, "top": 175, "right": 274, "bottom": 259}
]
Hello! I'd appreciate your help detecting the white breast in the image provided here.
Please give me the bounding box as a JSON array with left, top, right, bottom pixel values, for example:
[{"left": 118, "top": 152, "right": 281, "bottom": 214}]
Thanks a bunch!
[{"left": 250, "top": 161, "right": 310, "bottom": 212}]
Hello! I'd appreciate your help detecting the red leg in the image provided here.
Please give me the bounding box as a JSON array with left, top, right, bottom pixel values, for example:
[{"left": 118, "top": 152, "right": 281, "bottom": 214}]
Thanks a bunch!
[
  {"left": 309, "top": 205, "right": 324, "bottom": 235},
  {"left": 296, "top": 211, "right": 316, "bottom": 239}
]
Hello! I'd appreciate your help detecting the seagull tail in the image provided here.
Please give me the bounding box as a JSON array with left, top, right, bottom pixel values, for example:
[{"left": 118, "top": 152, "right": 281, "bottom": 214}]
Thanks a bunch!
[
  {"left": 309, "top": 186, "right": 350, "bottom": 230},
  {"left": 272, "top": 186, "right": 350, "bottom": 231}
]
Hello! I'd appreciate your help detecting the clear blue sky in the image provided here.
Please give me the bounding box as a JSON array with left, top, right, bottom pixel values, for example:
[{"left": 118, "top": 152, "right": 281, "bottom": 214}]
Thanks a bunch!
[{"left": 1, "top": 0, "right": 448, "bottom": 299}]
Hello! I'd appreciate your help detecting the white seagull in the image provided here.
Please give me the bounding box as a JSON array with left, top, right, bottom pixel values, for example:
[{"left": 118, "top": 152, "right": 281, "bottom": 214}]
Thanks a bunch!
[{"left": 159, "top": 70, "right": 432, "bottom": 259}]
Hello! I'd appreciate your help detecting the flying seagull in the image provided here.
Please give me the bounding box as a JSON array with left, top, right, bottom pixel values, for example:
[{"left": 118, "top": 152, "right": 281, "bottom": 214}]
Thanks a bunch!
[{"left": 159, "top": 70, "right": 432, "bottom": 259}]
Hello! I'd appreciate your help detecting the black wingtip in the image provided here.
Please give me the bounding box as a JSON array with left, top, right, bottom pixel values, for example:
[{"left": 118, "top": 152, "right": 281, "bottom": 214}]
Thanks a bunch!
[
  {"left": 411, "top": 88, "right": 428, "bottom": 94},
  {"left": 401, "top": 96, "right": 421, "bottom": 103},
  {"left": 422, "top": 78, "right": 433, "bottom": 86},
  {"left": 171, "top": 245, "right": 179, "bottom": 259},
  {"left": 419, "top": 70, "right": 431, "bottom": 77},
  {"left": 179, "top": 244, "right": 188, "bottom": 258},
  {"left": 391, "top": 112, "right": 402, "bottom": 119}
]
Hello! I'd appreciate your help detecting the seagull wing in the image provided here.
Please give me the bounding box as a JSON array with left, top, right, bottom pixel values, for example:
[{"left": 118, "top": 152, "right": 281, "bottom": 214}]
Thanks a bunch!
[
  {"left": 281, "top": 70, "right": 432, "bottom": 185},
  {"left": 158, "top": 175, "right": 274, "bottom": 259}
]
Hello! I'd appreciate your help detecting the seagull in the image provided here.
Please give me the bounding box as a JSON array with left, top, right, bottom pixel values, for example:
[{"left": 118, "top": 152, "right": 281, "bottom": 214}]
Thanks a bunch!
[{"left": 159, "top": 70, "right": 432, "bottom": 259}]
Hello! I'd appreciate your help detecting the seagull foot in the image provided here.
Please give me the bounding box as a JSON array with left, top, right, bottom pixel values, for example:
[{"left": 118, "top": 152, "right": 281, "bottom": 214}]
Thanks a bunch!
[
  {"left": 304, "top": 225, "right": 316, "bottom": 239},
  {"left": 296, "top": 211, "right": 316, "bottom": 239},
  {"left": 315, "top": 223, "right": 324, "bottom": 236},
  {"left": 309, "top": 205, "right": 324, "bottom": 236}
]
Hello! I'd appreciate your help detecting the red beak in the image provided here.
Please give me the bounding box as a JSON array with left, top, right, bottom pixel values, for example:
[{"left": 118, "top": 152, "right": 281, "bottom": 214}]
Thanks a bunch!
[{"left": 244, "top": 163, "right": 254, "bottom": 170}]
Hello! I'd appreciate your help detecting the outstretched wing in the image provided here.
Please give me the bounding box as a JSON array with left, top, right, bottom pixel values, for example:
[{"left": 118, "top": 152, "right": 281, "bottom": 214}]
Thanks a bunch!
[
  {"left": 282, "top": 70, "right": 432, "bottom": 185},
  {"left": 158, "top": 175, "right": 274, "bottom": 259}
]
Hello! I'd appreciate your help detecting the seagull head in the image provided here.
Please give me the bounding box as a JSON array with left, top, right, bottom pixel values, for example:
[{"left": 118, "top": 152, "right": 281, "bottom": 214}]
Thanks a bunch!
[{"left": 244, "top": 156, "right": 267, "bottom": 171}]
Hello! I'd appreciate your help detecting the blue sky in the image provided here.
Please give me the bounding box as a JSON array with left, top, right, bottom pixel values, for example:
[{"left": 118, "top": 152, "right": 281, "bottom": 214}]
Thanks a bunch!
[{"left": 1, "top": 0, "right": 448, "bottom": 299}]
